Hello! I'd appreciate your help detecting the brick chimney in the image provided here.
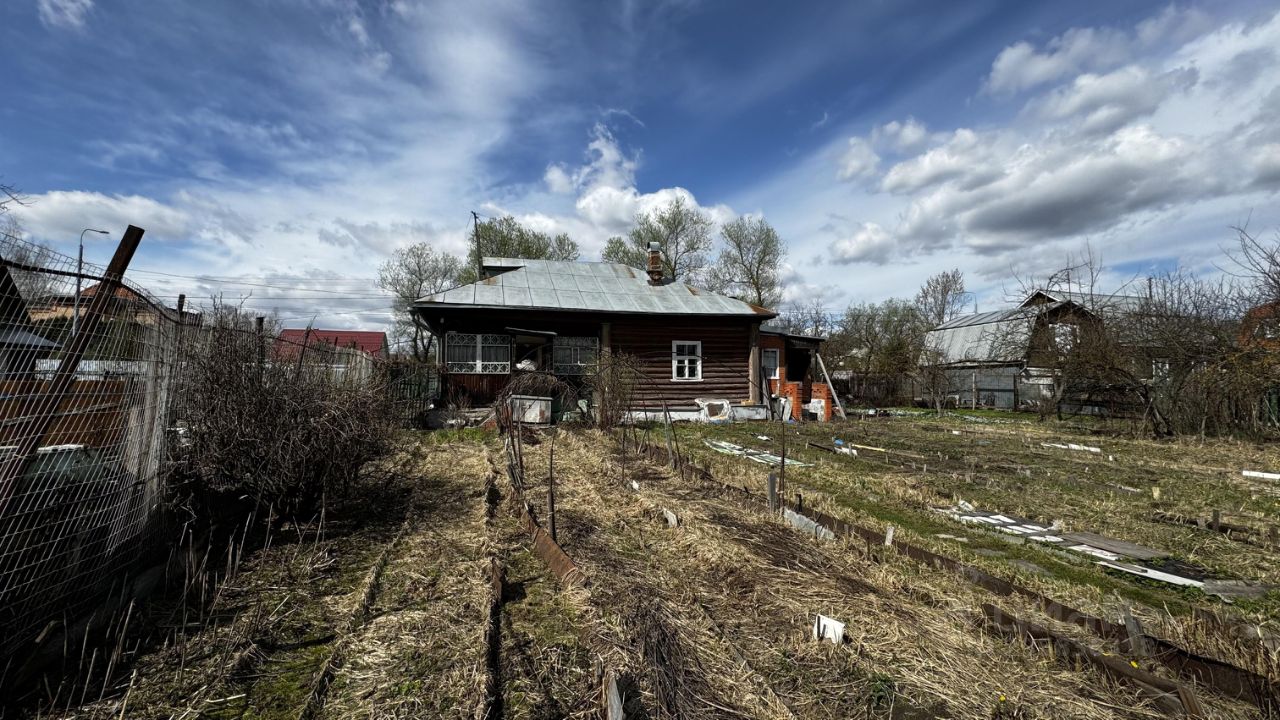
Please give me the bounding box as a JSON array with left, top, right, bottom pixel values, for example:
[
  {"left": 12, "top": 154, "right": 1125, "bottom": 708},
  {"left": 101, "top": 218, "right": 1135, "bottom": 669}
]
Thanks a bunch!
[{"left": 646, "top": 241, "right": 664, "bottom": 285}]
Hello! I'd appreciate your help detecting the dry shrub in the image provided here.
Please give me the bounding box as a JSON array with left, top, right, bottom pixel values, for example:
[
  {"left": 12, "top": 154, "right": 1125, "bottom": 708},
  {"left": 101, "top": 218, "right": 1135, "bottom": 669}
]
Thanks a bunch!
[
  {"left": 175, "top": 302, "right": 394, "bottom": 517},
  {"left": 586, "top": 351, "right": 642, "bottom": 429}
]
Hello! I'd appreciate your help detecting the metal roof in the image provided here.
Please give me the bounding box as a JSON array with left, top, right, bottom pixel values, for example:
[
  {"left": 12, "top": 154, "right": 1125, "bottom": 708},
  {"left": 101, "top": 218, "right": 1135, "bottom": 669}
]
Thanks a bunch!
[
  {"left": 925, "top": 302, "right": 1073, "bottom": 365},
  {"left": 0, "top": 327, "right": 59, "bottom": 350},
  {"left": 416, "top": 258, "right": 774, "bottom": 317},
  {"left": 1024, "top": 290, "right": 1144, "bottom": 314}
]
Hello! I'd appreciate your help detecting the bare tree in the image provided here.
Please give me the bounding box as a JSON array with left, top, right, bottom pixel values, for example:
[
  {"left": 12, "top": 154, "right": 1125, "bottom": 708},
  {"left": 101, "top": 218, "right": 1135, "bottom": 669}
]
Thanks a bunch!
[
  {"left": 1230, "top": 225, "right": 1280, "bottom": 306},
  {"left": 0, "top": 181, "right": 24, "bottom": 217},
  {"left": 914, "top": 269, "right": 967, "bottom": 326},
  {"left": 378, "top": 243, "right": 463, "bottom": 361},
  {"left": 602, "top": 196, "right": 713, "bottom": 282},
  {"left": 706, "top": 215, "right": 786, "bottom": 307},
  {"left": 772, "top": 294, "right": 835, "bottom": 339},
  {"left": 839, "top": 299, "right": 926, "bottom": 403},
  {"left": 0, "top": 216, "right": 60, "bottom": 303}
]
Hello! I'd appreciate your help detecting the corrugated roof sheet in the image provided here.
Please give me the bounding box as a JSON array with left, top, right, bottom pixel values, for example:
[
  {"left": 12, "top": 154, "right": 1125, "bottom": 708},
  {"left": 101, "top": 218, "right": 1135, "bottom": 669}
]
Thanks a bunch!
[
  {"left": 1026, "top": 290, "right": 1144, "bottom": 313},
  {"left": 416, "top": 258, "right": 773, "bottom": 317},
  {"left": 926, "top": 302, "right": 1072, "bottom": 365},
  {"left": 277, "top": 329, "right": 388, "bottom": 357}
]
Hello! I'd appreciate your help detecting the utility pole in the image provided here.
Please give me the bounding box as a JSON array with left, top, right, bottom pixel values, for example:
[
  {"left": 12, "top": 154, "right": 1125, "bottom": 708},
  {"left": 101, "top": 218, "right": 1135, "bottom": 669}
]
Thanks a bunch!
[{"left": 471, "top": 210, "right": 482, "bottom": 281}]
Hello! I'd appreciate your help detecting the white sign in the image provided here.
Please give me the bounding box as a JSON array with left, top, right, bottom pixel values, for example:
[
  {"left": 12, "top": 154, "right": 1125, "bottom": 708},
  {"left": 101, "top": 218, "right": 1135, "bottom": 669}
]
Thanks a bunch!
[{"left": 812, "top": 614, "right": 846, "bottom": 645}]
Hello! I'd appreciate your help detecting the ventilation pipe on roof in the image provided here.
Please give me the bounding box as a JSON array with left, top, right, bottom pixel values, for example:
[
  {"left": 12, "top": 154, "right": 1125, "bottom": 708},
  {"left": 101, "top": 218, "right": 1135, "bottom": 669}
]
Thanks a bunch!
[{"left": 646, "top": 241, "right": 664, "bottom": 285}]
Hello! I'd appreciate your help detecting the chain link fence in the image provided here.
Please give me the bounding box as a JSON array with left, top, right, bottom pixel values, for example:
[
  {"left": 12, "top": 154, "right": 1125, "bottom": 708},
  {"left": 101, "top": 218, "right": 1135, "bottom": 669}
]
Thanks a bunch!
[
  {"left": 0, "top": 228, "right": 397, "bottom": 664},
  {"left": 0, "top": 229, "right": 184, "bottom": 660}
]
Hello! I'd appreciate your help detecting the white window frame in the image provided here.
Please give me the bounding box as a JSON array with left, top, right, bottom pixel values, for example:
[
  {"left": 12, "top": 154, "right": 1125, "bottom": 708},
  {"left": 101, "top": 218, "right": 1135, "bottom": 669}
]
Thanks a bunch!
[
  {"left": 445, "top": 332, "right": 511, "bottom": 374},
  {"left": 552, "top": 336, "right": 598, "bottom": 375},
  {"left": 672, "top": 340, "right": 703, "bottom": 382},
  {"left": 1152, "top": 358, "right": 1170, "bottom": 380},
  {"left": 761, "top": 348, "right": 780, "bottom": 380}
]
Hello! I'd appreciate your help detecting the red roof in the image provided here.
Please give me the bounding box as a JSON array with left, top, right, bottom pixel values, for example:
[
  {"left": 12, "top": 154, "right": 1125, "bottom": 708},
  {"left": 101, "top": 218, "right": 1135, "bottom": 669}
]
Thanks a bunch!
[{"left": 277, "top": 328, "right": 388, "bottom": 358}]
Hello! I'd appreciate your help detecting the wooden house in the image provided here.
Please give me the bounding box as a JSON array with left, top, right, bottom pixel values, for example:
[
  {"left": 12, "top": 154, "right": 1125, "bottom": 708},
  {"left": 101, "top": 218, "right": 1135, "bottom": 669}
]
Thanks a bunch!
[{"left": 412, "top": 244, "right": 836, "bottom": 420}]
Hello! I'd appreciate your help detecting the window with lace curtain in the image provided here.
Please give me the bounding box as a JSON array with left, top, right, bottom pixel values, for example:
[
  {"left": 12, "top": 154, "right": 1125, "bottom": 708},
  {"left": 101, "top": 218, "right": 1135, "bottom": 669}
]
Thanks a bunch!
[{"left": 445, "top": 332, "right": 511, "bottom": 373}]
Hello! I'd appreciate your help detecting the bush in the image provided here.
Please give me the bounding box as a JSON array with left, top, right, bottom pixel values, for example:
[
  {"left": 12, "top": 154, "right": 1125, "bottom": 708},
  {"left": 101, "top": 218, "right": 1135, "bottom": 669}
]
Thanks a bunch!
[{"left": 174, "top": 303, "right": 394, "bottom": 518}]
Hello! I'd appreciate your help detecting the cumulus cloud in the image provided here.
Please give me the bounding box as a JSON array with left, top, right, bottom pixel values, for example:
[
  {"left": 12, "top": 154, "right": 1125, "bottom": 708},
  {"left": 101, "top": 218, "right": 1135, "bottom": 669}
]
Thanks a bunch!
[
  {"left": 836, "top": 138, "right": 879, "bottom": 181},
  {"left": 829, "top": 221, "right": 895, "bottom": 265},
  {"left": 37, "top": 0, "right": 94, "bottom": 30},
  {"left": 880, "top": 128, "right": 997, "bottom": 195},
  {"left": 525, "top": 123, "right": 735, "bottom": 250},
  {"left": 984, "top": 6, "right": 1213, "bottom": 96},
  {"left": 871, "top": 117, "right": 929, "bottom": 152},
  {"left": 1033, "top": 65, "right": 1198, "bottom": 134},
  {"left": 985, "top": 27, "right": 1130, "bottom": 95},
  {"left": 814, "top": 7, "right": 1280, "bottom": 270}
]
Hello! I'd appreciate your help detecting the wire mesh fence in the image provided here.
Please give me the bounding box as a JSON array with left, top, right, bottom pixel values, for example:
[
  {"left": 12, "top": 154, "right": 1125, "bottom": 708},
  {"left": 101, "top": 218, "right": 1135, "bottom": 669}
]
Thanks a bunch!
[
  {"left": 0, "top": 228, "right": 403, "bottom": 665},
  {"left": 0, "top": 229, "right": 184, "bottom": 661}
]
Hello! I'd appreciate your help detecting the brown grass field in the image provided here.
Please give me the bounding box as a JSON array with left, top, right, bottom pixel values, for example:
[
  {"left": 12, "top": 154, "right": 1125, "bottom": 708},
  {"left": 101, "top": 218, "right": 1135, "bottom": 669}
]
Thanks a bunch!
[{"left": 26, "top": 413, "right": 1280, "bottom": 719}]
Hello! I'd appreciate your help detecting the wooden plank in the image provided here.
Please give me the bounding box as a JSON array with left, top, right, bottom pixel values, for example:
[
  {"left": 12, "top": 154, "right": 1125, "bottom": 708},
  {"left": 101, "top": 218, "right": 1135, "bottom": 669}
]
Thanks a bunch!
[{"left": 1058, "top": 531, "right": 1165, "bottom": 561}]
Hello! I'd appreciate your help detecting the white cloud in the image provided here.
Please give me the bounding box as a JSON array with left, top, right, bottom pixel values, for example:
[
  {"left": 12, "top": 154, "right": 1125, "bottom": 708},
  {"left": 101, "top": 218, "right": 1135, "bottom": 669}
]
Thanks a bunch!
[
  {"left": 37, "top": 0, "right": 94, "bottom": 30},
  {"left": 872, "top": 117, "right": 929, "bottom": 152},
  {"left": 521, "top": 124, "right": 736, "bottom": 252},
  {"left": 1033, "top": 65, "right": 1198, "bottom": 135},
  {"left": 543, "top": 164, "right": 574, "bottom": 194},
  {"left": 836, "top": 138, "right": 879, "bottom": 181},
  {"left": 985, "top": 27, "right": 1129, "bottom": 95},
  {"left": 829, "top": 221, "right": 895, "bottom": 265},
  {"left": 13, "top": 191, "right": 191, "bottom": 241},
  {"left": 807, "top": 7, "right": 1280, "bottom": 271},
  {"left": 880, "top": 128, "right": 994, "bottom": 195}
]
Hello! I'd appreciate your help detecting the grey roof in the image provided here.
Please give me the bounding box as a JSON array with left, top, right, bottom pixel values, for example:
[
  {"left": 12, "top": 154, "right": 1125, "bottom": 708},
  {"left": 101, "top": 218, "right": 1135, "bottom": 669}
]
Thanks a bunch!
[
  {"left": 1024, "top": 290, "right": 1144, "bottom": 314},
  {"left": 416, "top": 257, "right": 773, "bottom": 317},
  {"left": 0, "top": 327, "right": 59, "bottom": 350},
  {"left": 925, "top": 302, "right": 1071, "bottom": 365}
]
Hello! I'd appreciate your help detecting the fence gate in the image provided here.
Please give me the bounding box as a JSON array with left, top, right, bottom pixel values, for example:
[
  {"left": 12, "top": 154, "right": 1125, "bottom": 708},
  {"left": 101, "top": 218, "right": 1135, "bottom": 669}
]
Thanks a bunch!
[{"left": 388, "top": 362, "right": 438, "bottom": 427}]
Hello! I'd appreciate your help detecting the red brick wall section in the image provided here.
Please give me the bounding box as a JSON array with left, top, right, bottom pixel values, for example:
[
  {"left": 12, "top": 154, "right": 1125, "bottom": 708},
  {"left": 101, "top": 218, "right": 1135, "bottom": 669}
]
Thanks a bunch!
[{"left": 811, "top": 382, "right": 834, "bottom": 421}]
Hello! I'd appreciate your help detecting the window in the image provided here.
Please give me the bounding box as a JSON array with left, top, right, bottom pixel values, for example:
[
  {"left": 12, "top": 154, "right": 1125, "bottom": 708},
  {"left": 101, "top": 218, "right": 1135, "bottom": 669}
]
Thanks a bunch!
[
  {"left": 445, "top": 332, "right": 511, "bottom": 373},
  {"left": 553, "top": 336, "right": 598, "bottom": 375},
  {"left": 761, "top": 348, "right": 779, "bottom": 380},
  {"left": 1152, "top": 359, "right": 1170, "bottom": 380},
  {"left": 1052, "top": 323, "right": 1077, "bottom": 353},
  {"left": 672, "top": 340, "right": 702, "bottom": 381}
]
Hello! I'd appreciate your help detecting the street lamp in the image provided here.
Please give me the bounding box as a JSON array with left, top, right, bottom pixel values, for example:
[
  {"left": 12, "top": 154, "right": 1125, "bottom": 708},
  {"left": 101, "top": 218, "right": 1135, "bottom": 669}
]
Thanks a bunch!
[{"left": 73, "top": 228, "right": 109, "bottom": 337}]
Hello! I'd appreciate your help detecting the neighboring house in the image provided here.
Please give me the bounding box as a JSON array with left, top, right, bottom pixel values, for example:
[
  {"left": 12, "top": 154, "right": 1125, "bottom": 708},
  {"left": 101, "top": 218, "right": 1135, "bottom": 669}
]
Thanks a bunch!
[
  {"left": 411, "top": 245, "right": 836, "bottom": 420},
  {"left": 30, "top": 282, "right": 196, "bottom": 326},
  {"left": 1240, "top": 301, "right": 1280, "bottom": 349},
  {"left": 922, "top": 299, "right": 1097, "bottom": 409},
  {"left": 0, "top": 265, "right": 60, "bottom": 378},
  {"left": 275, "top": 329, "right": 389, "bottom": 361},
  {"left": 1021, "top": 289, "right": 1145, "bottom": 317}
]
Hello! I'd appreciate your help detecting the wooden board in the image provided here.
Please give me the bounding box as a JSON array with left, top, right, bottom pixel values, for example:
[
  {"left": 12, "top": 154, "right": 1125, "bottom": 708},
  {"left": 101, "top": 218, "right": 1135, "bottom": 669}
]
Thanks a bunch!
[{"left": 1059, "top": 531, "right": 1165, "bottom": 561}]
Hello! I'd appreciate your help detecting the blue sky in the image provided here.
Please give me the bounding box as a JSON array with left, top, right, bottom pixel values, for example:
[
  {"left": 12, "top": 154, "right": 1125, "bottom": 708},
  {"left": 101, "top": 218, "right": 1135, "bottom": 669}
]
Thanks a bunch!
[{"left": 3, "top": 0, "right": 1280, "bottom": 328}]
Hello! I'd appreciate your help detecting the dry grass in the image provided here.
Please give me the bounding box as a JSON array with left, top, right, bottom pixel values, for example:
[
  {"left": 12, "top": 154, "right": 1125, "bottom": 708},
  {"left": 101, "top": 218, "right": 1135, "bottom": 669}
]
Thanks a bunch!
[
  {"left": 509, "top": 429, "right": 1264, "bottom": 719},
  {"left": 318, "top": 440, "right": 494, "bottom": 719},
  {"left": 672, "top": 417, "right": 1280, "bottom": 680}
]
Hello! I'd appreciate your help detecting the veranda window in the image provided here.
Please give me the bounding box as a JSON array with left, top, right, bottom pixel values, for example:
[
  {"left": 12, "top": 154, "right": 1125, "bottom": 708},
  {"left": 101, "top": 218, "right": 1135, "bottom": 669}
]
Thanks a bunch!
[
  {"left": 446, "top": 332, "right": 511, "bottom": 373},
  {"left": 672, "top": 340, "right": 702, "bottom": 381},
  {"left": 553, "top": 336, "right": 598, "bottom": 375},
  {"left": 762, "top": 348, "right": 779, "bottom": 380}
]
